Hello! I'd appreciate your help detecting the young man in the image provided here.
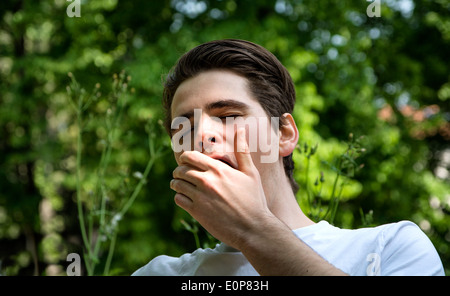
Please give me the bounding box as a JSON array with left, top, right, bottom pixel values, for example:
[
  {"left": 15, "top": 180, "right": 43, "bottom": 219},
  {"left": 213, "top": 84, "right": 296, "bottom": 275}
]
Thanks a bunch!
[{"left": 132, "top": 39, "right": 444, "bottom": 276}]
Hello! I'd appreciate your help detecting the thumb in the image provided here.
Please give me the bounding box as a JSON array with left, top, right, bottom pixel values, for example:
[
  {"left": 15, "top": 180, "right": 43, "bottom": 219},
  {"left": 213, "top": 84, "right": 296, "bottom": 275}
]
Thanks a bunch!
[{"left": 234, "top": 127, "right": 256, "bottom": 175}]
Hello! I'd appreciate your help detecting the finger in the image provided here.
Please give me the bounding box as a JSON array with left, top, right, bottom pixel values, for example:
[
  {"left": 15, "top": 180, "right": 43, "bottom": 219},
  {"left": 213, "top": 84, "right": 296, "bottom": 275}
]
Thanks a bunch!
[
  {"left": 179, "top": 151, "right": 210, "bottom": 171},
  {"left": 173, "top": 165, "right": 203, "bottom": 186},
  {"left": 174, "top": 192, "right": 193, "bottom": 212},
  {"left": 179, "top": 150, "right": 226, "bottom": 172},
  {"left": 234, "top": 127, "right": 256, "bottom": 175},
  {"left": 170, "top": 178, "right": 198, "bottom": 199},
  {"left": 171, "top": 179, "right": 197, "bottom": 210}
]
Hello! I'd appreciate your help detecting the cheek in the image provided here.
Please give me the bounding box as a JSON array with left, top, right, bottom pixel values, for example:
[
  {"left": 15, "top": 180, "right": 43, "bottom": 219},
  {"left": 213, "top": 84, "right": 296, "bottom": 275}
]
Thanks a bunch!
[{"left": 174, "top": 152, "right": 182, "bottom": 165}]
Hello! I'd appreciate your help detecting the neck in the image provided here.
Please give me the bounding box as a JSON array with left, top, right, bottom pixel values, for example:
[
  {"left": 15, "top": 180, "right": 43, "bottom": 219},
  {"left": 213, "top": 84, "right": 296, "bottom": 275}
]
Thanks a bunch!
[{"left": 264, "top": 169, "right": 315, "bottom": 230}]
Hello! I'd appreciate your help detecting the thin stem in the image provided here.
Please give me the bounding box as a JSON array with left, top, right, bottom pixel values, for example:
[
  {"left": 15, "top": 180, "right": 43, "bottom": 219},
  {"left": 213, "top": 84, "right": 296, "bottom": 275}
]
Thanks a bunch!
[
  {"left": 103, "top": 229, "right": 118, "bottom": 276},
  {"left": 89, "top": 87, "right": 127, "bottom": 274},
  {"left": 305, "top": 156, "right": 312, "bottom": 208},
  {"left": 101, "top": 131, "right": 162, "bottom": 271},
  {"left": 327, "top": 158, "right": 342, "bottom": 224},
  {"left": 75, "top": 105, "right": 92, "bottom": 275},
  {"left": 193, "top": 230, "right": 201, "bottom": 249},
  {"left": 89, "top": 184, "right": 108, "bottom": 275},
  {"left": 119, "top": 142, "right": 159, "bottom": 217}
]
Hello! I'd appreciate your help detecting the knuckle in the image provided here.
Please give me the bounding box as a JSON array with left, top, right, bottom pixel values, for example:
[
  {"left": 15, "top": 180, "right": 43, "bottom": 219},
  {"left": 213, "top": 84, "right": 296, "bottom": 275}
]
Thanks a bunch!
[
  {"left": 172, "top": 179, "right": 187, "bottom": 192},
  {"left": 172, "top": 166, "right": 185, "bottom": 179},
  {"left": 198, "top": 175, "right": 209, "bottom": 187},
  {"left": 171, "top": 178, "right": 179, "bottom": 189},
  {"left": 178, "top": 153, "right": 188, "bottom": 164},
  {"left": 181, "top": 151, "right": 195, "bottom": 163},
  {"left": 172, "top": 168, "right": 178, "bottom": 179},
  {"left": 199, "top": 174, "right": 214, "bottom": 189}
]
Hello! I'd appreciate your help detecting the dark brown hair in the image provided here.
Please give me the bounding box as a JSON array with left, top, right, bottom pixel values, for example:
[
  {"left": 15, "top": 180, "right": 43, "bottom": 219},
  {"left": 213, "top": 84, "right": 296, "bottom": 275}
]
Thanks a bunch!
[{"left": 162, "top": 39, "right": 299, "bottom": 193}]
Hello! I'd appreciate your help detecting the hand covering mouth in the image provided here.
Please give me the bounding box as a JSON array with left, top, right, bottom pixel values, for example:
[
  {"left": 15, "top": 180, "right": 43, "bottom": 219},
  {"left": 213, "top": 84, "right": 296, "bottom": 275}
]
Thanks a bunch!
[{"left": 211, "top": 155, "right": 236, "bottom": 169}]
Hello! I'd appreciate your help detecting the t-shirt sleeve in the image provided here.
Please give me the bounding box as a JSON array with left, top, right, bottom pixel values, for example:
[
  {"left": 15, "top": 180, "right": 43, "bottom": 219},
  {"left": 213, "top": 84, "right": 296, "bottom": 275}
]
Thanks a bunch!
[
  {"left": 380, "top": 221, "right": 444, "bottom": 276},
  {"left": 131, "top": 255, "right": 184, "bottom": 276}
]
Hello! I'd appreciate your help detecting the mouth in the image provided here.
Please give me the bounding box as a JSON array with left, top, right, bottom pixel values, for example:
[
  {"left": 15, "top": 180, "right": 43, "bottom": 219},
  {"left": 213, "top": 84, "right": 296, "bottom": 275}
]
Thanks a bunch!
[{"left": 213, "top": 156, "right": 236, "bottom": 169}]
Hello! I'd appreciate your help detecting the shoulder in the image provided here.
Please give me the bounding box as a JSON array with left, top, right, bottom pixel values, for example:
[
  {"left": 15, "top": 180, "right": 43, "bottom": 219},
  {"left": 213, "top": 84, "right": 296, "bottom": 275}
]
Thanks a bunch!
[
  {"left": 131, "top": 248, "right": 214, "bottom": 276},
  {"left": 131, "top": 243, "right": 256, "bottom": 276},
  {"left": 299, "top": 220, "right": 444, "bottom": 276},
  {"left": 379, "top": 221, "right": 444, "bottom": 276},
  {"left": 131, "top": 255, "right": 182, "bottom": 276}
]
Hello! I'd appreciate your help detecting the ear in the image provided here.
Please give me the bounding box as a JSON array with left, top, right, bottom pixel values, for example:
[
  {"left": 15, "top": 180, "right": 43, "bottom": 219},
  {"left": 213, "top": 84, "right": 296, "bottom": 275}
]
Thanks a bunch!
[{"left": 279, "top": 113, "right": 299, "bottom": 157}]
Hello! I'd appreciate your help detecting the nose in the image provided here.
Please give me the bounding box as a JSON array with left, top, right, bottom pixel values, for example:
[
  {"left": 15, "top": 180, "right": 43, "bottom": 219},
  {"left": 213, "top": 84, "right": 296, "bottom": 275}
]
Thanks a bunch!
[{"left": 194, "top": 114, "right": 223, "bottom": 153}]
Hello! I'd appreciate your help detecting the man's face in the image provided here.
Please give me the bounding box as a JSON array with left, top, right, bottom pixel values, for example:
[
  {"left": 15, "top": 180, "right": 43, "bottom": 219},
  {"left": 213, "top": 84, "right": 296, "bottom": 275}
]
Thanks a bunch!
[{"left": 170, "top": 69, "right": 280, "bottom": 175}]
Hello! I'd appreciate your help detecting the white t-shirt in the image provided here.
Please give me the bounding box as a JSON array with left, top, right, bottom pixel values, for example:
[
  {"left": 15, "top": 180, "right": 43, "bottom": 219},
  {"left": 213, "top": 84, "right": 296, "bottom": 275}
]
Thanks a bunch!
[{"left": 132, "top": 220, "right": 444, "bottom": 276}]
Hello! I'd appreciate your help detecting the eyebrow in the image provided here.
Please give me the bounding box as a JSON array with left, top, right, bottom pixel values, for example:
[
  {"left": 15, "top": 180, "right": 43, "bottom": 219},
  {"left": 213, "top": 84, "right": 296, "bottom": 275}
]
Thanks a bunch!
[{"left": 177, "top": 99, "right": 251, "bottom": 119}]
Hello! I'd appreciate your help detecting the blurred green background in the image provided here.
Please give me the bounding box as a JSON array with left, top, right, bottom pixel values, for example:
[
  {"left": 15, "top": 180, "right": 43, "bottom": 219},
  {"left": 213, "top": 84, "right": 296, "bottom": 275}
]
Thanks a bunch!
[{"left": 0, "top": 0, "right": 449, "bottom": 276}]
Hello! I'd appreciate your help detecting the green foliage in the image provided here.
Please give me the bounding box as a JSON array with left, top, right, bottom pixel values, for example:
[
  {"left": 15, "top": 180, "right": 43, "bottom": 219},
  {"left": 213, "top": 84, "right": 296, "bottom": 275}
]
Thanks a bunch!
[
  {"left": 0, "top": 0, "right": 449, "bottom": 275},
  {"left": 297, "top": 133, "right": 366, "bottom": 224},
  {"left": 66, "top": 71, "right": 167, "bottom": 275}
]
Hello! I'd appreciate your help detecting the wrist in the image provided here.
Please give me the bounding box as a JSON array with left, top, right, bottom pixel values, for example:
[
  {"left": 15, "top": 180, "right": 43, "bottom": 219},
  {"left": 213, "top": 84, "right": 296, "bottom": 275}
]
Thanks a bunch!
[{"left": 234, "top": 211, "right": 289, "bottom": 252}]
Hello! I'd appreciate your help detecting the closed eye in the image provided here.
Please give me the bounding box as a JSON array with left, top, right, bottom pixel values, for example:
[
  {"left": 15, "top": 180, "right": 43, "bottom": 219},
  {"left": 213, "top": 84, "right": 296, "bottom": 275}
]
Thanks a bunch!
[{"left": 218, "top": 114, "right": 243, "bottom": 120}]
